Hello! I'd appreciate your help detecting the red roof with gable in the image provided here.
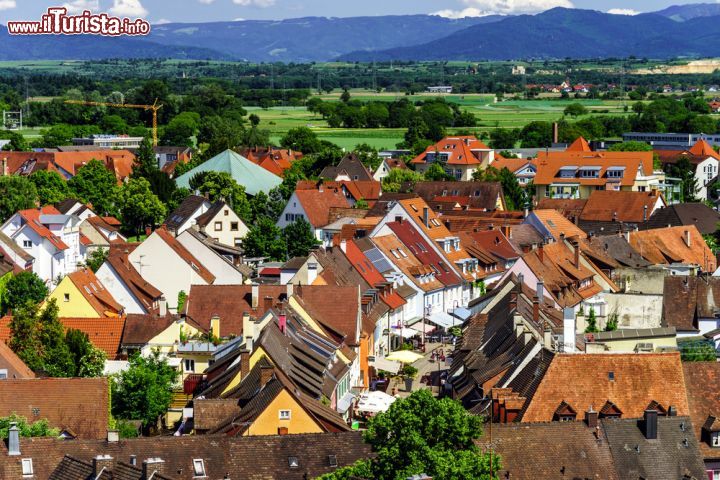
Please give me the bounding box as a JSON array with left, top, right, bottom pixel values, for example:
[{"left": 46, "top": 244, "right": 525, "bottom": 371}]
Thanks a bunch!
[
  {"left": 566, "top": 137, "right": 592, "bottom": 152},
  {"left": 411, "top": 136, "right": 491, "bottom": 166},
  {"left": 18, "top": 206, "right": 69, "bottom": 251},
  {"left": 294, "top": 188, "right": 350, "bottom": 228},
  {"left": 343, "top": 239, "right": 405, "bottom": 310},
  {"left": 689, "top": 139, "right": 720, "bottom": 161}
]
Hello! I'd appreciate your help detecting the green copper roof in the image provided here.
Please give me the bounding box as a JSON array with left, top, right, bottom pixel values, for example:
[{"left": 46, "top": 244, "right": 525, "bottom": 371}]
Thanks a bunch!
[{"left": 175, "top": 149, "right": 282, "bottom": 196}]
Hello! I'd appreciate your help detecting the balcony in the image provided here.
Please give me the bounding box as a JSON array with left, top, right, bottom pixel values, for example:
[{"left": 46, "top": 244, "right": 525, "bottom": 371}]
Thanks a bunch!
[
  {"left": 176, "top": 341, "right": 218, "bottom": 354},
  {"left": 183, "top": 373, "right": 206, "bottom": 395}
]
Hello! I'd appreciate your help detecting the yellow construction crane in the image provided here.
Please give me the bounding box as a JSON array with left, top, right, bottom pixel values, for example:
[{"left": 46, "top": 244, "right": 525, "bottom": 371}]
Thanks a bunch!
[{"left": 64, "top": 98, "right": 163, "bottom": 146}]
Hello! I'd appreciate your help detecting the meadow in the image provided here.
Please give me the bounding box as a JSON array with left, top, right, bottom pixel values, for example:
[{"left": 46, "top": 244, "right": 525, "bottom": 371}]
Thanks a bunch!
[{"left": 251, "top": 91, "right": 632, "bottom": 151}]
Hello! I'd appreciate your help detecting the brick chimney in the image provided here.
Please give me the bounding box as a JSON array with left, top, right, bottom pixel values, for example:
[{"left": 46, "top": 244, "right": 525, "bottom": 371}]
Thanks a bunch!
[
  {"left": 278, "top": 314, "right": 287, "bottom": 334},
  {"left": 278, "top": 426, "right": 289, "bottom": 435},
  {"left": 585, "top": 406, "right": 598, "bottom": 429},
  {"left": 240, "top": 350, "right": 250, "bottom": 378},
  {"left": 573, "top": 241, "right": 580, "bottom": 268},
  {"left": 263, "top": 296, "right": 273, "bottom": 311},
  {"left": 537, "top": 244, "right": 544, "bottom": 262},
  {"left": 142, "top": 458, "right": 166, "bottom": 480},
  {"left": 532, "top": 295, "right": 540, "bottom": 323},
  {"left": 260, "top": 364, "right": 275, "bottom": 386},
  {"left": 93, "top": 455, "right": 113, "bottom": 477}
]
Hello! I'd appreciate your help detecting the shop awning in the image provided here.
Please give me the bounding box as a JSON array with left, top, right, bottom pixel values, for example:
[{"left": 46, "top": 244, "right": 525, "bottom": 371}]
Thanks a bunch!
[
  {"left": 370, "top": 357, "right": 401, "bottom": 374},
  {"left": 451, "top": 307, "right": 472, "bottom": 322},
  {"left": 428, "top": 311, "right": 458, "bottom": 329},
  {"left": 336, "top": 392, "right": 356, "bottom": 414}
]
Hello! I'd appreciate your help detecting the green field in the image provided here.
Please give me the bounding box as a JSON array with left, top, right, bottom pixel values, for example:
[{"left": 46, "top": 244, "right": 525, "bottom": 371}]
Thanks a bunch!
[{"left": 249, "top": 93, "right": 630, "bottom": 151}]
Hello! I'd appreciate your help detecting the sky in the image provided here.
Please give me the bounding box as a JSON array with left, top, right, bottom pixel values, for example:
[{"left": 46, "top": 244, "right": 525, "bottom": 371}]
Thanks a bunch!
[{"left": 0, "top": 0, "right": 712, "bottom": 24}]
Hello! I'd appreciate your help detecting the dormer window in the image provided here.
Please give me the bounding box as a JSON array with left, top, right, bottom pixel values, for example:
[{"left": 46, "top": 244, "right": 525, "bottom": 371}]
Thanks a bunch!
[{"left": 713, "top": 432, "right": 720, "bottom": 447}]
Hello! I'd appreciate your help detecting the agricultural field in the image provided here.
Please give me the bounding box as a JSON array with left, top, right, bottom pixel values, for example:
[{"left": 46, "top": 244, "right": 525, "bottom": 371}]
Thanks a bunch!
[{"left": 251, "top": 92, "right": 632, "bottom": 151}]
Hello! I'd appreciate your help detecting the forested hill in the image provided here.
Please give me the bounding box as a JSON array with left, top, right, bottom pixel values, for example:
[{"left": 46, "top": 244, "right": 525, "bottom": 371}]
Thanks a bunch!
[{"left": 340, "top": 8, "right": 720, "bottom": 61}]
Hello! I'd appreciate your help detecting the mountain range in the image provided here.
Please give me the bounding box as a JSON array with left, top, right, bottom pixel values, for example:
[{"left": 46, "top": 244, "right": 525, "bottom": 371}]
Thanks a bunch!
[{"left": 0, "top": 4, "right": 719, "bottom": 62}]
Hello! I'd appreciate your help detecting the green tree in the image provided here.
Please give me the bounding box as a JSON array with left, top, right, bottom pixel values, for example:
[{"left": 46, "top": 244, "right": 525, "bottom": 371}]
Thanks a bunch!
[
  {"left": 0, "top": 414, "right": 60, "bottom": 439},
  {"left": 198, "top": 115, "right": 245, "bottom": 158},
  {"left": 473, "top": 166, "right": 527, "bottom": 211},
  {"left": 188, "top": 171, "right": 251, "bottom": 221},
  {"left": 424, "top": 162, "right": 453, "bottom": 181},
  {"left": 8, "top": 302, "right": 43, "bottom": 372},
  {"left": 678, "top": 339, "right": 717, "bottom": 361},
  {"left": 669, "top": 156, "right": 698, "bottom": 202},
  {"left": 3, "top": 271, "right": 48, "bottom": 315},
  {"left": 382, "top": 168, "right": 425, "bottom": 193},
  {"left": 0, "top": 130, "right": 29, "bottom": 151},
  {"left": 36, "top": 299, "right": 74, "bottom": 377},
  {"left": 68, "top": 159, "right": 119, "bottom": 216},
  {"left": 243, "top": 215, "right": 287, "bottom": 261},
  {"left": 608, "top": 141, "right": 652, "bottom": 152},
  {"left": 355, "top": 198, "right": 369, "bottom": 209},
  {"left": 340, "top": 89, "right": 351, "bottom": 103},
  {"left": 65, "top": 328, "right": 106, "bottom": 377},
  {"left": 111, "top": 351, "right": 178, "bottom": 431},
  {"left": 161, "top": 112, "right": 199, "bottom": 147},
  {"left": 489, "top": 128, "right": 516, "bottom": 149},
  {"left": 280, "top": 127, "right": 323, "bottom": 154},
  {"left": 319, "top": 390, "right": 499, "bottom": 480},
  {"left": 283, "top": 218, "right": 319, "bottom": 258},
  {"left": 99, "top": 115, "right": 128, "bottom": 135},
  {"left": 119, "top": 177, "right": 167, "bottom": 238},
  {"left": 40, "top": 124, "right": 75, "bottom": 148},
  {"left": 84, "top": 248, "right": 108, "bottom": 273},
  {"left": 584, "top": 307, "right": 598, "bottom": 333},
  {"left": 0, "top": 175, "right": 39, "bottom": 223},
  {"left": 564, "top": 103, "right": 589, "bottom": 117},
  {"left": 29, "top": 170, "right": 71, "bottom": 206}
]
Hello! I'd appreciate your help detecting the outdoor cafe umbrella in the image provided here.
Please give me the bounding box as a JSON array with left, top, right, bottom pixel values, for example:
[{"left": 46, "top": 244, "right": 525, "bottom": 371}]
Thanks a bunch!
[
  {"left": 385, "top": 350, "right": 424, "bottom": 364},
  {"left": 356, "top": 390, "right": 397, "bottom": 414}
]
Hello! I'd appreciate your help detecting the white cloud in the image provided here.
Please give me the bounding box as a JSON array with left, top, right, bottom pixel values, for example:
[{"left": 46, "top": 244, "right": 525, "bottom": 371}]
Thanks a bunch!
[
  {"left": 0, "top": 0, "right": 16, "bottom": 11},
  {"left": 607, "top": 8, "right": 640, "bottom": 15},
  {"left": 434, "top": 0, "right": 573, "bottom": 17},
  {"left": 109, "top": 0, "right": 148, "bottom": 17},
  {"left": 234, "top": 17, "right": 246, "bottom": 21},
  {"left": 153, "top": 18, "right": 171, "bottom": 24},
  {"left": 198, "top": 0, "right": 215, "bottom": 4},
  {"left": 233, "top": 0, "right": 275, "bottom": 7},
  {"left": 432, "top": 7, "right": 485, "bottom": 18},
  {"left": 62, "top": 0, "right": 99, "bottom": 14}
]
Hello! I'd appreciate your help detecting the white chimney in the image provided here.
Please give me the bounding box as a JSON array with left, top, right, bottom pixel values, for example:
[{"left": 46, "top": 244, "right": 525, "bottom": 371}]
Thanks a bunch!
[
  {"left": 8, "top": 423, "right": 19, "bottom": 455},
  {"left": 562, "top": 307, "right": 576, "bottom": 353},
  {"left": 307, "top": 262, "right": 318, "bottom": 285},
  {"left": 251, "top": 283, "right": 259, "bottom": 309},
  {"left": 286, "top": 282, "right": 294, "bottom": 298},
  {"left": 158, "top": 297, "right": 167, "bottom": 317}
]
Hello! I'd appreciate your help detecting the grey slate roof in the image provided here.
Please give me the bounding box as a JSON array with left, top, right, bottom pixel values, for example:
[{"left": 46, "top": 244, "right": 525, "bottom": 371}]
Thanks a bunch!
[
  {"left": 601, "top": 416, "right": 707, "bottom": 480},
  {"left": 164, "top": 195, "right": 208, "bottom": 231},
  {"left": 644, "top": 202, "right": 720, "bottom": 235}
]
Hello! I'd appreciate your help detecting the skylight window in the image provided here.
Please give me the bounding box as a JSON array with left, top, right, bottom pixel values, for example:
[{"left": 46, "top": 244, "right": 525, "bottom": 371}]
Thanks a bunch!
[
  {"left": 288, "top": 457, "right": 299, "bottom": 468},
  {"left": 193, "top": 459, "right": 206, "bottom": 477}
]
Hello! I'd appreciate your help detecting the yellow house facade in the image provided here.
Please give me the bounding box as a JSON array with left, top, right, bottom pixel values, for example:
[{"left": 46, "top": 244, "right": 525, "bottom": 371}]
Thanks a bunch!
[{"left": 242, "top": 388, "right": 323, "bottom": 436}]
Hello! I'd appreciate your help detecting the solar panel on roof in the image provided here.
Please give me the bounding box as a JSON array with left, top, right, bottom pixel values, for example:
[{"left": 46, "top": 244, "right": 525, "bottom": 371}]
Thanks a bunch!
[{"left": 365, "top": 248, "right": 394, "bottom": 273}]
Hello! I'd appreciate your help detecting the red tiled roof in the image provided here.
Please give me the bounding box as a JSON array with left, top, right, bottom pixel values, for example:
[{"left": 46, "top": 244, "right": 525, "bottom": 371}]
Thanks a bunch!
[
  {"left": 682, "top": 362, "right": 720, "bottom": 459},
  {"left": 18, "top": 206, "right": 69, "bottom": 251},
  {"left": 491, "top": 157, "right": 536, "bottom": 174},
  {"left": 522, "top": 353, "right": 689, "bottom": 422},
  {"left": 121, "top": 313, "right": 175, "bottom": 346},
  {"left": 0, "top": 378, "right": 109, "bottom": 438},
  {"left": 294, "top": 188, "right": 350, "bottom": 228},
  {"left": 534, "top": 150, "right": 654, "bottom": 187},
  {"left": 184, "top": 284, "right": 288, "bottom": 337},
  {"left": 629, "top": 225, "right": 716, "bottom": 271},
  {"left": 689, "top": 139, "right": 720, "bottom": 161},
  {"left": 411, "top": 136, "right": 490, "bottom": 166},
  {"left": 580, "top": 190, "right": 664, "bottom": 223},
  {"left": 59, "top": 317, "right": 125, "bottom": 358},
  {"left": 66, "top": 269, "right": 123, "bottom": 317},
  {"left": 460, "top": 229, "right": 519, "bottom": 261},
  {"left": 0, "top": 340, "right": 34, "bottom": 379},
  {"left": 343, "top": 240, "right": 405, "bottom": 310},
  {"left": 566, "top": 136, "right": 592, "bottom": 152},
  {"left": 293, "top": 285, "right": 361, "bottom": 345},
  {"left": 154, "top": 228, "right": 215, "bottom": 284},
  {"left": 531, "top": 209, "right": 588, "bottom": 240}
]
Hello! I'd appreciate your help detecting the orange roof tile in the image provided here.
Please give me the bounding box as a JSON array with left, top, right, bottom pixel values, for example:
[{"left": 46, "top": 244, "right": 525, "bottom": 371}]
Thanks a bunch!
[
  {"left": 398, "top": 197, "right": 478, "bottom": 282},
  {"left": 294, "top": 188, "right": 350, "bottom": 228},
  {"left": 531, "top": 209, "right": 587, "bottom": 240},
  {"left": 343, "top": 240, "right": 405, "bottom": 310},
  {"left": 59, "top": 317, "right": 125, "bottom": 358},
  {"left": 628, "top": 225, "right": 716, "bottom": 271},
  {"left": 18, "top": 206, "right": 69, "bottom": 251},
  {"left": 0, "top": 340, "right": 34, "bottom": 378},
  {"left": 580, "top": 190, "right": 664, "bottom": 223},
  {"left": 411, "top": 136, "right": 491, "bottom": 166},
  {"left": 689, "top": 139, "right": 720, "bottom": 161},
  {"left": 533, "top": 150, "right": 654, "bottom": 188},
  {"left": 66, "top": 269, "right": 123, "bottom": 317},
  {"left": 522, "top": 353, "right": 689, "bottom": 422},
  {"left": 371, "top": 234, "right": 445, "bottom": 293},
  {"left": 491, "top": 157, "right": 535, "bottom": 174},
  {"left": 566, "top": 136, "right": 592, "bottom": 152}
]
